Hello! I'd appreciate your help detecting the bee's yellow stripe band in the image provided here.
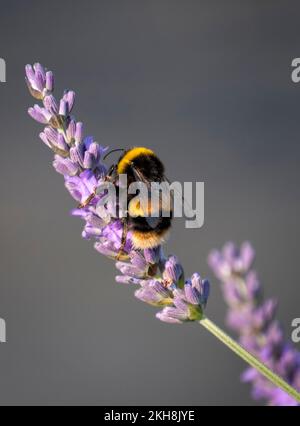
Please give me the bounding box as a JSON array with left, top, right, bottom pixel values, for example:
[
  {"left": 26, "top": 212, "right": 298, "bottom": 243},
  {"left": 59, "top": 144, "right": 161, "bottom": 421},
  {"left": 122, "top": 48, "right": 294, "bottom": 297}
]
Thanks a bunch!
[{"left": 117, "top": 147, "right": 155, "bottom": 174}]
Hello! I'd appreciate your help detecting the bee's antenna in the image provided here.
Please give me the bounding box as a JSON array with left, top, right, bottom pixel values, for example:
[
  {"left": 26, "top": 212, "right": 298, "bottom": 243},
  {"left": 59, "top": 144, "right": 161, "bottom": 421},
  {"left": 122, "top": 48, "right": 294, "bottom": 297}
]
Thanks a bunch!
[{"left": 103, "top": 148, "right": 126, "bottom": 161}]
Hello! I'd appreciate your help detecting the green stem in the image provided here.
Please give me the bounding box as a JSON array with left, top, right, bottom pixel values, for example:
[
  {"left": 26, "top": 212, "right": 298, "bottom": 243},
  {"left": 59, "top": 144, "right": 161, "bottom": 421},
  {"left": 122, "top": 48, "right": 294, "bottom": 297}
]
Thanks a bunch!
[{"left": 200, "top": 317, "right": 300, "bottom": 403}]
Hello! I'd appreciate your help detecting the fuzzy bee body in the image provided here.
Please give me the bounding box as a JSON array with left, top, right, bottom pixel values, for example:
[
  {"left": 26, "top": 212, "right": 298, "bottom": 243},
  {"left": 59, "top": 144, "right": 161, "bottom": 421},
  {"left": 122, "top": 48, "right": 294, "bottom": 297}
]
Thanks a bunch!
[{"left": 109, "top": 147, "right": 172, "bottom": 252}]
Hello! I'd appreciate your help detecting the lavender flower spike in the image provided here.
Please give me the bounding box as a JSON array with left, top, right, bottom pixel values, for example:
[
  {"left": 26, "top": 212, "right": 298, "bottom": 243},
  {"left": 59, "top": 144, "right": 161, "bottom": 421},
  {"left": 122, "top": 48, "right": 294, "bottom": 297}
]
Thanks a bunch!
[
  {"left": 26, "top": 63, "right": 300, "bottom": 405},
  {"left": 208, "top": 242, "right": 300, "bottom": 406}
]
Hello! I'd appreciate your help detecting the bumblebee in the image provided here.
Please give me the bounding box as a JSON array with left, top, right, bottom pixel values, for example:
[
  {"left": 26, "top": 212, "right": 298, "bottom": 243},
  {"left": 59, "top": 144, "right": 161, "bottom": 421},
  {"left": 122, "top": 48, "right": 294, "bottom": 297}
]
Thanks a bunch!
[{"left": 104, "top": 147, "right": 173, "bottom": 257}]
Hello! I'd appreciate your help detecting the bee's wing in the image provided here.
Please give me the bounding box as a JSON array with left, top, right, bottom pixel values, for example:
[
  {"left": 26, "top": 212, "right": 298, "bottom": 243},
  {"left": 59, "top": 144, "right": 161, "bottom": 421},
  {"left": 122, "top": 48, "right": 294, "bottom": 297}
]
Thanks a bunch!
[
  {"left": 163, "top": 175, "right": 202, "bottom": 227},
  {"left": 130, "top": 164, "right": 152, "bottom": 190},
  {"left": 130, "top": 164, "right": 169, "bottom": 218}
]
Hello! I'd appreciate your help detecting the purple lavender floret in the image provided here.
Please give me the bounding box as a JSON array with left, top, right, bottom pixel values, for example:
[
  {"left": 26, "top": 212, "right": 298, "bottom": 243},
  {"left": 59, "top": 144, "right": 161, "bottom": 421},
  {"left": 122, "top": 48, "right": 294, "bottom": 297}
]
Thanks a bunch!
[
  {"left": 26, "top": 63, "right": 210, "bottom": 325},
  {"left": 208, "top": 242, "right": 300, "bottom": 406},
  {"left": 26, "top": 63, "right": 52, "bottom": 99}
]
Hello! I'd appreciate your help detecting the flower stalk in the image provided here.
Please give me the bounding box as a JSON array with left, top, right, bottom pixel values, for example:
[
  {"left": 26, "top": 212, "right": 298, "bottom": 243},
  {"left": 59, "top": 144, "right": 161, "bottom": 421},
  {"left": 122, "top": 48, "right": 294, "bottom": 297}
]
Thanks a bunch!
[{"left": 200, "top": 317, "right": 300, "bottom": 403}]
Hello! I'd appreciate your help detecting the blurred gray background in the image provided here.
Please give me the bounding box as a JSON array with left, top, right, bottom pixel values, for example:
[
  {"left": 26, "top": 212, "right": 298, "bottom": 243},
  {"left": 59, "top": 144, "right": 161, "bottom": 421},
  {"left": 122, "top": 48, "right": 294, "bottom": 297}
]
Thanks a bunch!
[{"left": 0, "top": 0, "right": 299, "bottom": 406}]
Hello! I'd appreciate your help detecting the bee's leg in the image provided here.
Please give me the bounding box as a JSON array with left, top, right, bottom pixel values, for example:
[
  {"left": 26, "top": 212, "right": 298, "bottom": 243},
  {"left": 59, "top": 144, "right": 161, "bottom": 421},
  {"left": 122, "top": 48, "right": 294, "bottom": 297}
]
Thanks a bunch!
[
  {"left": 116, "top": 218, "right": 128, "bottom": 261},
  {"left": 78, "top": 192, "right": 96, "bottom": 209}
]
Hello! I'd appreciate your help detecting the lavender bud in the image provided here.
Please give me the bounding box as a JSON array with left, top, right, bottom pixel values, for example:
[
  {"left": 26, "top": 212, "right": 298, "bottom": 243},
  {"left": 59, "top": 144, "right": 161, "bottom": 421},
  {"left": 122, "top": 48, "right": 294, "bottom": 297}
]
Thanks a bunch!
[
  {"left": 130, "top": 251, "right": 148, "bottom": 271},
  {"left": 144, "top": 247, "right": 161, "bottom": 264},
  {"left": 32, "top": 71, "right": 44, "bottom": 93},
  {"left": 44, "top": 127, "right": 59, "bottom": 145},
  {"left": 33, "top": 63, "right": 46, "bottom": 80},
  {"left": 25, "top": 63, "right": 48, "bottom": 98},
  {"left": 53, "top": 155, "right": 79, "bottom": 176},
  {"left": 191, "top": 273, "right": 202, "bottom": 292},
  {"left": 56, "top": 133, "right": 69, "bottom": 151},
  {"left": 222, "top": 280, "right": 242, "bottom": 306},
  {"left": 189, "top": 274, "right": 210, "bottom": 307},
  {"left": 75, "top": 122, "right": 83, "bottom": 144},
  {"left": 43, "top": 95, "right": 58, "bottom": 114},
  {"left": 66, "top": 119, "right": 76, "bottom": 143},
  {"left": 46, "top": 71, "right": 54, "bottom": 92},
  {"left": 83, "top": 151, "right": 94, "bottom": 169},
  {"left": 82, "top": 225, "right": 102, "bottom": 239},
  {"left": 84, "top": 212, "right": 106, "bottom": 228},
  {"left": 39, "top": 132, "right": 52, "bottom": 148},
  {"left": 245, "top": 271, "right": 260, "bottom": 300},
  {"left": 94, "top": 241, "right": 118, "bottom": 259},
  {"left": 163, "top": 255, "right": 183, "bottom": 284},
  {"left": 208, "top": 250, "right": 229, "bottom": 280},
  {"left": 65, "top": 171, "right": 98, "bottom": 204},
  {"left": 70, "top": 145, "right": 84, "bottom": 168},
  {"left": 116, "top": 261, "right": 146, "bottom": 278},
  {"left": 28, "top": 105, "right": 52, "bottom": 124},
  {"left": 63, "top": 90, "right": 75, "bottom": 113},
  {"left": 88, "top": 143, "right": 100, "bottom": 162},
  {"left": 240, "top": 241, "right": 255, "bottom": 271},
  {"left": 156, "top": 310, "right": 183, "bottom": 324},
  {"left": 25, "top": 64, "right": 35, "bottom": 83},
  {"left": 43, "top": 127, "right": 68, "bottom": 152},
  {"left": 115, "top": 275, "right": 144, "bottom": 285},
  {"left": 59, "top": 99, "right": 67, "bottom": 116},
  {"left": 135, "top": 280, "right": 172, "bottom": 306},
  {"left": 184, "top": 281, "right": 201, "bottom": 305},
  {"left": 156, "top": 302, "right": 189, "bottom": 323}
]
